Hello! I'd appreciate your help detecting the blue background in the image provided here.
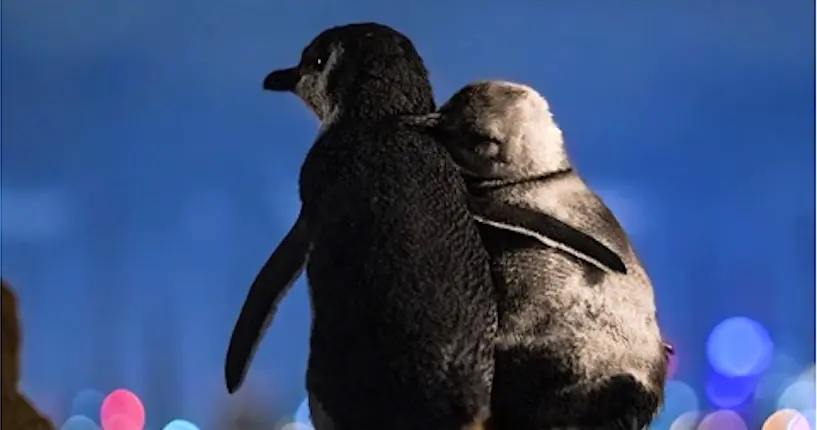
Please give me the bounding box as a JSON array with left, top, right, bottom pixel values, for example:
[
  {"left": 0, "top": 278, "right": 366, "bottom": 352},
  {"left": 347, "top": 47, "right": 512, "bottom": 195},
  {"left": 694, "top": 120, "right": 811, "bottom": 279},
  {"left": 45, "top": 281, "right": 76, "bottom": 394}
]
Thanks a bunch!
[{"left": 2, "top": 0, "right": 814, "bottom": 429}]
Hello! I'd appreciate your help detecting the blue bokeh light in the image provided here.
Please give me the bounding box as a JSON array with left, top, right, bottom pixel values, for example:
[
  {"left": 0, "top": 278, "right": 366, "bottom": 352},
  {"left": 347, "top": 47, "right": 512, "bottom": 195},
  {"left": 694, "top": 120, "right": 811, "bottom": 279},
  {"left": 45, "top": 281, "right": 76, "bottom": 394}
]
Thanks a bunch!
[
  {"left": 800, "top": 408, "right": 816, "bottom": 430},
  {"left": 295, "top": 397, "right": 312, "bottom": 426},
  {"left": 650, "top": 380, "right": 700, "bottom": 428},
  {"left": 706, "top": 316, "right": 774, "bottom": 377},
  {"left": 162, "top": 418, "right": 200, "bottom": 430},
  {"left": 70, "top": 389, "right": 104, "bottom": 423},
  {"left": 753, "top": 352, "right": 801, "bottom": 408},
  {"left": 60, "top": 415, "right": 99, "bottom": 430},
  {"left": 705, "top": 372, "right": 758, "bottom": 408},
  {"left": 777, "top": 379, "right": 817, "bottom": 411},
  {"left": 669, "top": 411, "right": 702, "bottom": 429}
]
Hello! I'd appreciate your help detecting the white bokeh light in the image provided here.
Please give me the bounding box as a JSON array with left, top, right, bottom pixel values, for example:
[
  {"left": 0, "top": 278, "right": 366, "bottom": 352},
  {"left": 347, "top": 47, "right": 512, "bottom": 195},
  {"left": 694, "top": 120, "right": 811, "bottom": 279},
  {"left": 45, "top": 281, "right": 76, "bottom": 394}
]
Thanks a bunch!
[
  {"left": 669, "top": 410, "right": 702, "bottom": 430},
  {"left": 162, "top": 418, "right": 200, "bottom": 430},
  {"left": 777, "top": 379, "right": 816, "bottom": 412},
  {"left": 651, "top": 380, "right": 700, "bottom": 427},
  {"left": 295, "top": 397, "right": 313, "bottom": 427},
  {"left": 706, "top": 316, "right": 773, "bottom": 377},
  {"left": 754, "top": 353, "right": 801, "bottom": 406},
  {"left": 280, "top": 423, "right": 314, "bottom": 430}
]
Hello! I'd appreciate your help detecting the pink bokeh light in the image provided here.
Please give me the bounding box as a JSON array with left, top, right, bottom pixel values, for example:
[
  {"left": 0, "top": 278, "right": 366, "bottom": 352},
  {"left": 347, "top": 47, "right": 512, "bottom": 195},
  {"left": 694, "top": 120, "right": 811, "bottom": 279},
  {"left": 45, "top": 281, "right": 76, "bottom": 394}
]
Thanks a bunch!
[
  {"left": 698, "top": 409, "right": 747, "bottom": 430},
  {"left": 100, "top": 389, "right": 145, "bottom": 430}
]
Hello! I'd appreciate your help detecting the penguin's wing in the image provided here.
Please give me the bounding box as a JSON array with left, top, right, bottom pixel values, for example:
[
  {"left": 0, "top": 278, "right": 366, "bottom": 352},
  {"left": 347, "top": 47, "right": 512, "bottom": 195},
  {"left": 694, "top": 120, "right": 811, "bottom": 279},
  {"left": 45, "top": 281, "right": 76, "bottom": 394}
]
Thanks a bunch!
[
  {"left": 469, "top": 198, "right": 627, "bottom": 275},
  {"left": 225, "top": 212, "right": 311, "bottom": 393}
]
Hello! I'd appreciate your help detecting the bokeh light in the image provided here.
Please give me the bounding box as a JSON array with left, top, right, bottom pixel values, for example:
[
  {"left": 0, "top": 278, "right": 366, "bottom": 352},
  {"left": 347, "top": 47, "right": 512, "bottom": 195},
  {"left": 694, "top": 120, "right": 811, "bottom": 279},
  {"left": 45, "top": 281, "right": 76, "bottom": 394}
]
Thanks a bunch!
[
  {"left": 799, "top": 365, "right": 815, "bottom": 383},
  {"left": 761, "top": 409, "right": 811, "bottom": 430},
  {"left": 697, "top": 410, "right": 747, "bottom": 430},
  {"left": 754, "top": 353, "right": 802, "bottom": 407},
  {"left": 162, "top": 418, "right": 200, "bottom": 430},
  {"left": 295, "top": 397, "right": 312, "bottom": 426},
  {"left": 102, "top": 415, "right": 141, "bottom": 430},
  {"left": 669, "top": 411, "right": 702, "bottom": 430},
  {"left": 705, "top": 372, "right": 758, "bottom": 408},
  {"left": 778, "top": 379, "right": 817, "bottom": 411},
  {"left": 800, "top": 409, "right": 816, "bottom": 430},
  {"left": 651, "top": 380, "right": 699, "bottom": 427},
  {"left": 280, "top": 423, "right": 314, "bottom": 430},
  {"left": 274, "top": 415, "right": 298, "bottom": 430},
  {"left": 70, "top": 389, "right": 104, "bottom": 423},
  {"left": 100, "top": 389, "right": 145, "bottom": 430},
  {"left": 61, "top": 415, "right": 99, "bottom": 430},
  {"left": 706, "top": 316, "right": 774, "bottom": 377}
]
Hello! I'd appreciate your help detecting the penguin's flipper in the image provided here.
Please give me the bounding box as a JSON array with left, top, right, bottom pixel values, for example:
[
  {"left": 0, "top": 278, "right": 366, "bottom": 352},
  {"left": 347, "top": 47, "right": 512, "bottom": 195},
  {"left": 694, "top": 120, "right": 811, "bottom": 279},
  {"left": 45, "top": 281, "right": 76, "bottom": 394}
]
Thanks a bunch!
[
  {"left": 470, "top": 199, "right": 627, "bottom": 275},
  {"left": 225, "top": 212, "right": 311, "bottom": 393}
]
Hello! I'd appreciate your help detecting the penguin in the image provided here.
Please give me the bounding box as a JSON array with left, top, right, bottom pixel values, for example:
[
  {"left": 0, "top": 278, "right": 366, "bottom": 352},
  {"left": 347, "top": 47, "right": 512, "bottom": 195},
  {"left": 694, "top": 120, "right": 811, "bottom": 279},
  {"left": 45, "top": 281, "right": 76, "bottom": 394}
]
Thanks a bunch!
[
  {"left": 411, "top": 80, "right": 669, "bottom": 430},
  {"left": 225, "top": 211, "right": 310, "bottom": 392},
  {"left": 224, "top": 23, "right": 497, "bottom": 430}
]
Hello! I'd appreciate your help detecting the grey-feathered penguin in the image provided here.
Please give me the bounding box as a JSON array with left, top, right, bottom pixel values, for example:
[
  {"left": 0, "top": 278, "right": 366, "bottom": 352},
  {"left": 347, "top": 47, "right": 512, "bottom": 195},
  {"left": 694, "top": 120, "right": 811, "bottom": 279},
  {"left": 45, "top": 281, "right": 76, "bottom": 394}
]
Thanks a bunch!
[
  {"left": 224, "top": 23, "right": 497, "bottom": 430},
  {"left": 414, "top": 81, "right": 669, "bottom": 430}
]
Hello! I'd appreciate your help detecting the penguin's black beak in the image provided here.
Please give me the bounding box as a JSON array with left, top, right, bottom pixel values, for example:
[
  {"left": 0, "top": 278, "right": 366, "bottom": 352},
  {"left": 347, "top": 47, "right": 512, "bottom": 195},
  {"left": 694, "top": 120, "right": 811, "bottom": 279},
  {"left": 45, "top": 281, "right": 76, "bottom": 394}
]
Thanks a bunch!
[{"left": 263, "top": 67, "right": 300, "bottom": 92}]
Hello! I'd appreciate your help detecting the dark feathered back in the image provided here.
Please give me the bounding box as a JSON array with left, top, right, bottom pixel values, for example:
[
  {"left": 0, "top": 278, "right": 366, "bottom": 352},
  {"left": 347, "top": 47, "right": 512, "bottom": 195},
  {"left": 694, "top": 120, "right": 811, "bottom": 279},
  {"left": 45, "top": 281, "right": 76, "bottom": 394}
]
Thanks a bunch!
[{"left": 292, "top": 22, "right": 496, "bottom": 429}]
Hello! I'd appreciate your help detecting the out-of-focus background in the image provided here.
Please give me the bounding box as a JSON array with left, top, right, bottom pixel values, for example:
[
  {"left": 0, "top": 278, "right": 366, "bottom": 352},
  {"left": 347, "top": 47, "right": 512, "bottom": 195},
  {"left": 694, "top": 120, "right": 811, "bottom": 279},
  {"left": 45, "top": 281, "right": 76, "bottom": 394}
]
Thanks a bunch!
[{"left": 1, "top": 0, "right": 814, "bottom": 429}]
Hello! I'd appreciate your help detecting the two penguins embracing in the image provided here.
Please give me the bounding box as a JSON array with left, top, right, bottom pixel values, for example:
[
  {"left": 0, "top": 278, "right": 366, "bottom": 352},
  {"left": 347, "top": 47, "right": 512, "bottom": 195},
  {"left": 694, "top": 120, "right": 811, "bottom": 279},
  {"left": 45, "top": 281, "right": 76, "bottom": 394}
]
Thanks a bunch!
[{"left": 225, "top": 22, "right": 670, "bottom": 430}]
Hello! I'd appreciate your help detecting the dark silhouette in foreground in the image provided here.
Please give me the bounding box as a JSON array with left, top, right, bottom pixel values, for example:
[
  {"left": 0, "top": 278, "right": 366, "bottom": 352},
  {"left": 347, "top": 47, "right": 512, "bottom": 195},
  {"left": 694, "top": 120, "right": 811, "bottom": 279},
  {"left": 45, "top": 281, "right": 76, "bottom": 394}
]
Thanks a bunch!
[{"left": 2, "top": 279, "right": 55, "bottom": 430}]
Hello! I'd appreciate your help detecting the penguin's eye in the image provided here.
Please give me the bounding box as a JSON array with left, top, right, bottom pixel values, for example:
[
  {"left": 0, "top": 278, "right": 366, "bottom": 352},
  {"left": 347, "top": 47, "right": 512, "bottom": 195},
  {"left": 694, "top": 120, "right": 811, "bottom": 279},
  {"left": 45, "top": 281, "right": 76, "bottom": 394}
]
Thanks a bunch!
[
  {"left": 314, "top": 54, "right": 328, "bottom": 71},
  {"left": 300, "top": 46, "right": 328, "bottom": 72},
  {"left": 307, "top": 50, "right": 328, "bottom": 71}
]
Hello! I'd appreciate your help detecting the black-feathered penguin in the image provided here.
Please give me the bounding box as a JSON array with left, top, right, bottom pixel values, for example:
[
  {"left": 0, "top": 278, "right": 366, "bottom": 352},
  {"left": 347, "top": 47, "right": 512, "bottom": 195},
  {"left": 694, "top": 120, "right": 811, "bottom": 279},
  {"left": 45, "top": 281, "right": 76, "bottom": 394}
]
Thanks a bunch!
[
  {"left": 413, "top": 80, "right": 669, "bottom": 430},
  {"left": 224, "top": 23, "right": 497, "bottom": 430}
]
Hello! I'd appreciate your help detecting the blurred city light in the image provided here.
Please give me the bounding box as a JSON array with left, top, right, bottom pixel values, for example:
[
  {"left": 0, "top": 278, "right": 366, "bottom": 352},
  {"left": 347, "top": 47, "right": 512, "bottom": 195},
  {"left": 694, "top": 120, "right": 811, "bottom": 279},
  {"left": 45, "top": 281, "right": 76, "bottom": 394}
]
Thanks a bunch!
[
  {"left": 295, "top": 397, "right": 312, "bottom": 426},
  {"left": 754, "top": 353, "right": 802, "bottom": 408},
  {"left": 777, "top": 379, "right": 816, "bottom": 412},
  {"left": 761, "top": 409, "right": 811, "bottom": 430},
  {"left": 669, "top": 410, "right": 702, "bottom": 430},
  {"left": 100, "top": 389, "right": 145, "bottom": 430},
  {"left": 697, "top": 409, "right": 747, "bottom": 430},
  {"left": 704, "top": 372, "right": 758, "bottom": 408},
  {"left": 280, "top": 422, "right": 315, "bottom": 430},
  {"left": 651, "top": 380, "right": 699, "bottom": 427},
  {"left": 161, "top": 418, "right": 200, "bottom": 430},
  {"left": 70, "top": 389, "right": 104, "bottom": 424},
  {"left": 60, "top": 415, "right": 99, "bottom": 430},
  {"left": 706, "top": 316, "right": 774, "bottom": 377}
]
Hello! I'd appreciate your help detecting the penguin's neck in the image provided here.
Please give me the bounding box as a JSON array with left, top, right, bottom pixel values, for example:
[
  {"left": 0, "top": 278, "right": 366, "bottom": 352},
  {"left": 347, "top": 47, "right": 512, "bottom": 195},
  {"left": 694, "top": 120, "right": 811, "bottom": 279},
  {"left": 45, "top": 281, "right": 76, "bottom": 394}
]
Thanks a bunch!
[
  {"left": 464, "top": 167, "right": 574, "bottom": 198},
  {"left": 340, "top": 76, "right": 436, "bottom": 123}
]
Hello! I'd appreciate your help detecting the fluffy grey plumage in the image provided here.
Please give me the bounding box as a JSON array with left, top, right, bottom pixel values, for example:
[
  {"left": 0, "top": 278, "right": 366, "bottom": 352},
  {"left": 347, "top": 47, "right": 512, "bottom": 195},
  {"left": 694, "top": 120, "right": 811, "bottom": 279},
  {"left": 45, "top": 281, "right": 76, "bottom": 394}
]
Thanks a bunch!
[
  {"left": 225, "top": 23, "right": 497, "bottom": 430},
  {"left": 413, "top": 81, "right": 668, "bottom": 430}
]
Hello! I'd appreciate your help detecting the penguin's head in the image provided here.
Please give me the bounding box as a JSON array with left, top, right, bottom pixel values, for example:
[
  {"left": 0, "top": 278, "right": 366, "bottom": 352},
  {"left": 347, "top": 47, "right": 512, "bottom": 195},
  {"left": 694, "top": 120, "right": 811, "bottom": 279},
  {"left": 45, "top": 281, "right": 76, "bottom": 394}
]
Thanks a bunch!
[
  {"left": 419, "top": 80, "right": 569, "bottom": 181},
  {"left": 263, "top": 22, "right": 435, "bottom": 125}
]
